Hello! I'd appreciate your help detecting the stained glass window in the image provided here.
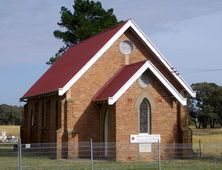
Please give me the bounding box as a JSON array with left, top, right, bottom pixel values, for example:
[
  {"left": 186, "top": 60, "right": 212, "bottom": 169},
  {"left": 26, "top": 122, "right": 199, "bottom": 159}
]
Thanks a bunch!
[{"left": 140, "top": 99, "right": 150, "bottom": 133}]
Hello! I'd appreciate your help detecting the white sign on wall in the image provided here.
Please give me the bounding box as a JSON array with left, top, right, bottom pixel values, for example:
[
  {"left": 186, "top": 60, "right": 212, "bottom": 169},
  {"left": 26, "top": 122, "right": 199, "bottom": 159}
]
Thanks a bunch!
[
  {"left": 25, "top": 144, "right": 31, "bottom": 149},
  {"left": 139, "top": 143, "right": 152, "bottom": 152},
  {"left": 130, "top": 134, "right": 160, "bottom": 143}
]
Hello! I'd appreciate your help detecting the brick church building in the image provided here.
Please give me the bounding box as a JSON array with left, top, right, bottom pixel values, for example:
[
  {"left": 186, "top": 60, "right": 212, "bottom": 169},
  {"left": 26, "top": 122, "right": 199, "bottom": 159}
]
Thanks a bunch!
[{"left": 21, "top": 19, "right": 196, "bottom": 160}]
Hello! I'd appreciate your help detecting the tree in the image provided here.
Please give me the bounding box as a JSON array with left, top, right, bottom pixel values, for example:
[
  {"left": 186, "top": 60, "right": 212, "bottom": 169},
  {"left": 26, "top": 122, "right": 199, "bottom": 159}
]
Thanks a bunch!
[
  {"left": 189, "top": 82, "right": 222, "bottom": 128},
  {"left": 0, "top": 104, "right": 23, "bottom": 125},
  {"left": 47, "top": 0, "right": 120, "bottom": 64}
]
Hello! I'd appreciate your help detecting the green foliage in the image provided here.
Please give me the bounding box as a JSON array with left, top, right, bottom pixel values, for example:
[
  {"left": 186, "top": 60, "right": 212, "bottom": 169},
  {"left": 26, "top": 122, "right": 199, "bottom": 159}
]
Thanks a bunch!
[
  {"left": 0, "top": 104, "right": 22, "bottom": 125},
  {"left": 190, "top": 82, "right": 222, "bottom": 128},
  {"left": 47, "top": 0, "right": 120, "bottom": 64}
]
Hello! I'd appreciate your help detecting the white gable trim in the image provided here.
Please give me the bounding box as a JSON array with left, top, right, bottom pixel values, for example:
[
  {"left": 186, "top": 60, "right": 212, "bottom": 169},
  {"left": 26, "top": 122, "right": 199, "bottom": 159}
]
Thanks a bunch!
[
  {"left": 108, "top": 61, "right": 187, "bottom": 106},
  {"left": 58, "top": 21, "right": 132, "bottom": 96},
  {"left": 59, "top": 19, "right": 195, "bottom": 98},
  {"left": 130, "top": 20, "right": 196, "bottom": 97}
]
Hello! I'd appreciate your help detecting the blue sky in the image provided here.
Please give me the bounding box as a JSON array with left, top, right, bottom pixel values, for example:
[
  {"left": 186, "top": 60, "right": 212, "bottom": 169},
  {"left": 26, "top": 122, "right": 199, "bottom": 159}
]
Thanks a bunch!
[{"left": 1, "top": 0, "right": 222, "bottom": 105}]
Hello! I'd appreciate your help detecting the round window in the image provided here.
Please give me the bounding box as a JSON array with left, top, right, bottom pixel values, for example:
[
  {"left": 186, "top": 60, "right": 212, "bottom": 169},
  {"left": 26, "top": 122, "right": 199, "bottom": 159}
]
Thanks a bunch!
[
  {"left": 138, "top": 73, "right": 150, "bottom": 87},
  {"left": 119, "top": 40, "right": 133, "bottom": 55}
]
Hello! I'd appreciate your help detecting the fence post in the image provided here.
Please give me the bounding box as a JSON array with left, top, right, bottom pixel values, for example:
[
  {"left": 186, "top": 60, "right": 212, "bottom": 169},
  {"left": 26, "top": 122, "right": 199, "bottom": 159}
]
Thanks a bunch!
[
  {"left": 91, "top": 138, "right": 94, "bottom": 170},
  {"left": 199, "top": 139, "right": 201, "bottom": 157},
  {"left": 214, "top": 155, "right": 216, "bottom": 168},
  {"left": 17, "top": 140, "right": 19, "bottom": 170},
  {"left": 157, "top": 140, "right": 161, "bottom": 170},
  {"left": 18, "top": 138, "right": 22, "bottom": 170}
]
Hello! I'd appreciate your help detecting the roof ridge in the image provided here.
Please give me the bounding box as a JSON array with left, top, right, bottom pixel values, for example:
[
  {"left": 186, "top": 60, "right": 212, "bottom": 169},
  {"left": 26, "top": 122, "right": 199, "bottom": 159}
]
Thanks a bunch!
[{"left": 70, "top": 20, "right": 128, "bottom": 47}]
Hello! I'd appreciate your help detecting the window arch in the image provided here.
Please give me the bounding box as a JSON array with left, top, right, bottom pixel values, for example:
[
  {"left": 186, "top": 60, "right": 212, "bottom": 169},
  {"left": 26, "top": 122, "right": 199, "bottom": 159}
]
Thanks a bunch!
[{"left": 139, "top": 99, "right": 151, "bottom": 133}]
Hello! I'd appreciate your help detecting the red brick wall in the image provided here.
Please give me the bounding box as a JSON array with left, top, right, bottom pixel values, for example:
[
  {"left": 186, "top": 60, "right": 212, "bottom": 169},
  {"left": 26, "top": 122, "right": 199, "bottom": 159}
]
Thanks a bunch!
[
  {"left": 67, "top": 31, "right": 148, "bottom": 143},
  {"left": 65, "top": 30, "right": 188, "bottom": 160},
  {"left": 22, "top": 96, "right": 61, "bottom": 144},
  {"left": 115, "top": 71, "right": 182, "bottom": 160},
  {"left": 21, "top": 104, "right": 29, "bottom": 143}
]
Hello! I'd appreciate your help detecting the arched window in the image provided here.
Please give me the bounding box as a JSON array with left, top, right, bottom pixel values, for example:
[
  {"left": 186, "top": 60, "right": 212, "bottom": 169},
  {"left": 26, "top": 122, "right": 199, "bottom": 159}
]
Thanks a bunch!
[{"left": 140, "top": 99, "right": 151, "bottom": 133}]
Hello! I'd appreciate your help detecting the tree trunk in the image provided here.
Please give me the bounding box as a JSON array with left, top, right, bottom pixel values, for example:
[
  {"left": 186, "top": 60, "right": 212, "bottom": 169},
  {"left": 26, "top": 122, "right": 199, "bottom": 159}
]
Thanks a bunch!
[{"left": 210, "top": 118, "right": 216, "bottom": 128}]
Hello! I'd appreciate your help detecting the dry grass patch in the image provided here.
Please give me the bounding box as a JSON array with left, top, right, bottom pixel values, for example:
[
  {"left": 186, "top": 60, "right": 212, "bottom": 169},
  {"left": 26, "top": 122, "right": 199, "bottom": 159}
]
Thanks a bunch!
[
  {"left": 0, "top": 125, "right": 20, "bottom": 137},
  {"left": 192, "top": 127, "right": 222, "bottom": 156},
  {"left": 193, "top": 134, "right": 222, "bottom": 143}
]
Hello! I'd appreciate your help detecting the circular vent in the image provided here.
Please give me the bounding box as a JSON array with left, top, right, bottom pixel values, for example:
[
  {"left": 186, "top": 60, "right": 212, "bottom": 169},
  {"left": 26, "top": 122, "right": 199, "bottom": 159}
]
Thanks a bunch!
[{"left": 119, "top": 40, "right": 133, "bottom": 55}]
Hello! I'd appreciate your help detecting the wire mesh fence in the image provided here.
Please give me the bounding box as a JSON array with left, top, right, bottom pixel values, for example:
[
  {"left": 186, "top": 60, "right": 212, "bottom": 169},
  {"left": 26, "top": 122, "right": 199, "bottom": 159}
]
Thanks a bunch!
[{"left": 0, "top": 141, "right": 222, "bottom": 170}]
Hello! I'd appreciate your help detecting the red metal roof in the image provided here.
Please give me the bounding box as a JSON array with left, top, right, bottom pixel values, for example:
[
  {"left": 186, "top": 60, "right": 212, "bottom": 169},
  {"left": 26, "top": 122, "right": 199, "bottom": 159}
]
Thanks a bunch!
[
  {"left": 22, "top": 21, "right": 126, "bottom": 99},
  {"left": 93, "top": 61, "right": 146, "bottom": 101}
]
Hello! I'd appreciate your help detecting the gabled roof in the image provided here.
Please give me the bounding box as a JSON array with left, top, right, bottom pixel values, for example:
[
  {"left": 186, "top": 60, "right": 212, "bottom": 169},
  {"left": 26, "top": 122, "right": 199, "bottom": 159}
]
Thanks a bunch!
[
  {"left": 21, "top": 21, "right": 127, "bottom": 99},
  {"left": 93, "top": 60, "right": 187, "bottom": 106},
  {"left": 21, "top": 19, "right": 195, "bottom": 100}
]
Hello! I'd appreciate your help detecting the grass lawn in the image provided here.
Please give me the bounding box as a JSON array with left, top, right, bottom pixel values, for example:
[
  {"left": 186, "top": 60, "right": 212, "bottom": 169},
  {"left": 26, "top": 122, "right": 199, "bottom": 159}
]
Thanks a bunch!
[
  {"left": 1, "top": 127, "right": 222, "bottom": 169},
  {"left": 0, "top": 156, "right": 221, "bottom": 170}
]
